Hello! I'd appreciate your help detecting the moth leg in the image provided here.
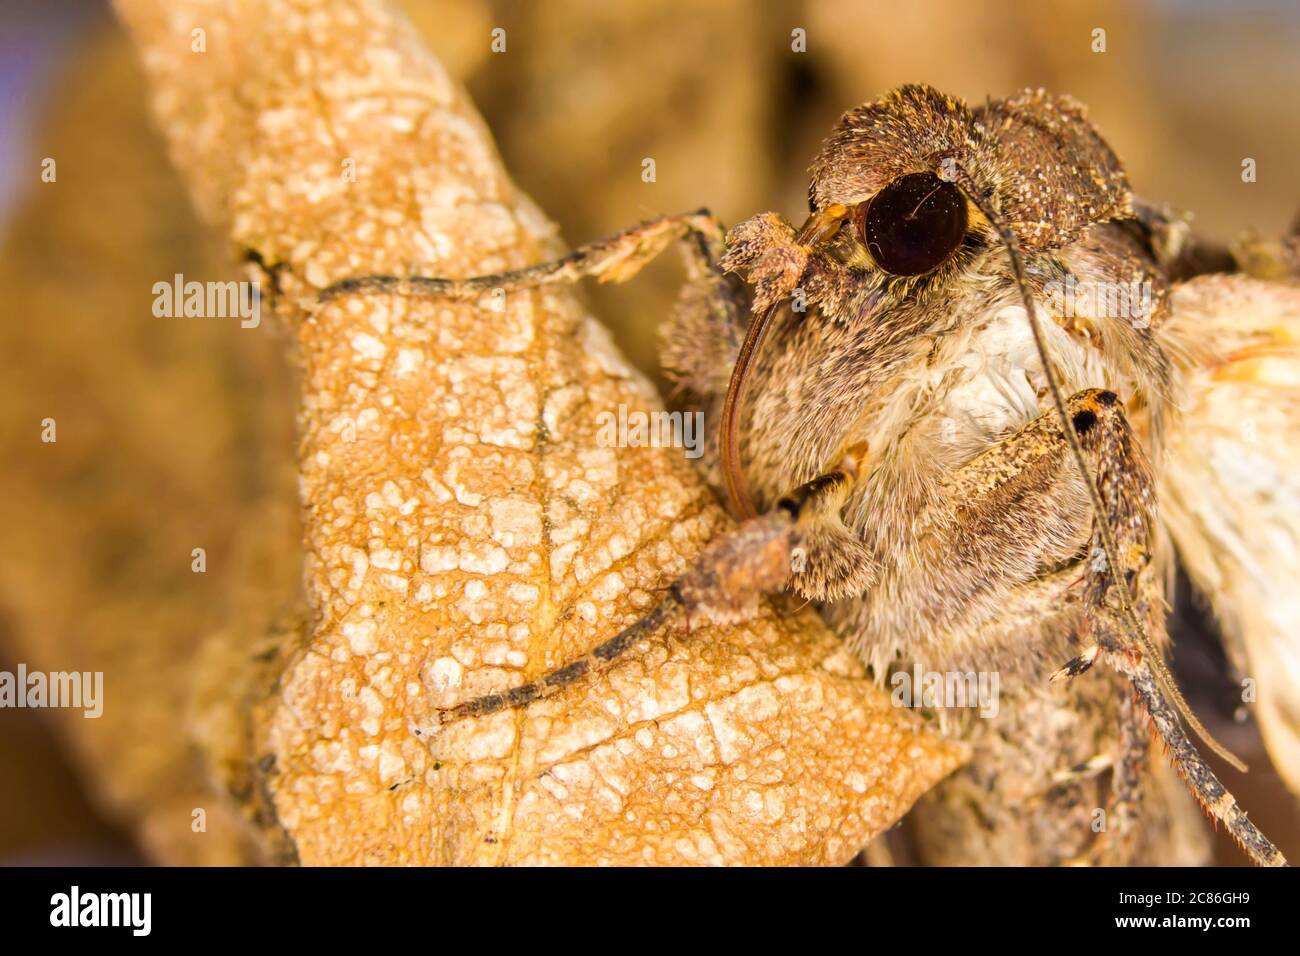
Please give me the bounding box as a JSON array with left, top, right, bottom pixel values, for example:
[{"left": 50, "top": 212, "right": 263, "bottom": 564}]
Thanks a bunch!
[
  {"left": 1098, "top": 611, "right": 1286, "bottom": 865},
  {"left": 1060, "top": 688, "right": 1148, "bottom": 866},
  {"left": 1055, "top": 391, "right": 1287, "bottom": 866},
  {"left": 1049, "top": 752, "right": 1112, "bottom": 788},
  {"left": 905, "top": 389, "right": 1278, "bottom": 865},
  {"left": 660, "top": 225, "right": 751, "bottom": 410},
  {"left": 426, "top": 455, "right": 864, "bottom": 729},
  {"left": 320, "top": 210, "right": 725, "bottom": 302},
  {"left": 1102, "top": 682, "right": 1150, "bottom": 864},
  {"left": 845, "top": 389, "right": 1139, "bottom": 660}
]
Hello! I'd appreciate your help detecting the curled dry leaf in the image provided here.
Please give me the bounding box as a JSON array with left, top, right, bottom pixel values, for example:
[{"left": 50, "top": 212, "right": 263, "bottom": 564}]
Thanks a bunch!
[{"left": 113, "top": 0, "right": 965, "bottom": 864}]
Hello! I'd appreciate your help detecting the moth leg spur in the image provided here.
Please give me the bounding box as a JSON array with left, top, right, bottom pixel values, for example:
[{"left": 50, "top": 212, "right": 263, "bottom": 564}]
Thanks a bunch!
[{"left": 427, "top": 460, "right": 863, "bottom": 729}]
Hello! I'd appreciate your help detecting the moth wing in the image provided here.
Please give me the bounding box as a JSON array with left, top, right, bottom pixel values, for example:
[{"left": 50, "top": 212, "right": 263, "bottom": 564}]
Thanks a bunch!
[{"left": 1157, "top": 274, "right": 1300, "bottom": 792}]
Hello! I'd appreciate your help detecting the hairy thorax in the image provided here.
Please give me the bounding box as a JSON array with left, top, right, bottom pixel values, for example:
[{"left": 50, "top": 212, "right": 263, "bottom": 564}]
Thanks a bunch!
[{"left": 729, "top": 234, "right": 1174, "bottom": 681}]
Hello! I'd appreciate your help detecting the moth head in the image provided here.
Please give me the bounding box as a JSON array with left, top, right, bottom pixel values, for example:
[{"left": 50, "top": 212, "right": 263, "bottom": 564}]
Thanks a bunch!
[
  {"left": 803, "top": 84, "right": 1134, "bottom": 278},
  {"left": 721, "top": 85, "right": 1136, "bottom": 520}
]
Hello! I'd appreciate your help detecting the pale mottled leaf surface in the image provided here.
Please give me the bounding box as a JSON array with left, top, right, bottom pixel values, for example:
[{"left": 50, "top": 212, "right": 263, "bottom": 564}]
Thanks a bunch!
[{"left": 104, "top": 0, "right": 967, "bottom": 865}]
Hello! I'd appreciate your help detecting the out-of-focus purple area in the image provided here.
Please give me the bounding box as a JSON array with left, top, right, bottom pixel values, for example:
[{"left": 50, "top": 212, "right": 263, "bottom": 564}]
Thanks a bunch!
[{"left": 0, "top": 0, "right": 105, "bottom": 227}]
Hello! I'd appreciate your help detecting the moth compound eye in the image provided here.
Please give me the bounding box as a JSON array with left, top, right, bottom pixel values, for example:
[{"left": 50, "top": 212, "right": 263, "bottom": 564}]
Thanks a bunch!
[{"left": 857, "top": 172, "right": 968, "bottom": 276}]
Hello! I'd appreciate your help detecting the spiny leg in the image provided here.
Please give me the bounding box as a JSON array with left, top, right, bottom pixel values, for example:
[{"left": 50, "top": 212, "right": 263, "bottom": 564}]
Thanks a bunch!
[
  {"left": 1083, "top": 395, "right": 1151, "bottom": 868},
  {"left": 1107, "top": 635, "right": 1285, "bottom": 866},
  {"left": 320, "top": 210, "right": 725, "bottom": 303},
  {"left": 875, "top": 387, "right": 1250, "bottom": 865},
  {"left": 1054, "top": 392, "right": 1286, "bottom": 866},
  {"left": 426, "top": 458, "right": 863, "bottom": 729},
  {"left": 930, "top": 387, "right": 1281, "bottom": 864},
  {"left": 954, "top": 164, "right": 1251, "bottom": 800},
  {"left": 890, "top": 389, "right": 1155, "bottom": 651}
]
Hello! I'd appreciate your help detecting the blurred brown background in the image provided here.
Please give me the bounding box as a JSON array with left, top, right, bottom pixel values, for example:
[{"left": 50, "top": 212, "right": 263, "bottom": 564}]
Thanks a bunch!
[{"left": 1, "top": 0, "right": 1297, "bottom": 865}]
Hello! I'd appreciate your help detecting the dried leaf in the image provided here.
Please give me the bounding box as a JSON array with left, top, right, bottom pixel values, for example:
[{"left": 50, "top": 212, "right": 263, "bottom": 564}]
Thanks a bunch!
[{"left": 106, "top": 0, "right": 966, "bottom": 865}]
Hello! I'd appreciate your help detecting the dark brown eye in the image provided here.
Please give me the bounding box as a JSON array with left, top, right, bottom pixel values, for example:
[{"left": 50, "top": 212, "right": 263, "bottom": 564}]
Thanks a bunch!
[{"left": 857, "top": 172, "right": 968, "bottom": 276}]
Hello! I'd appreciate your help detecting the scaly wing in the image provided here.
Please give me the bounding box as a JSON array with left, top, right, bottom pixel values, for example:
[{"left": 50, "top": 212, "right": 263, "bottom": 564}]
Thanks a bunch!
[{"left": 1157, "top": 274, "right": 1300, "bottom": 792}]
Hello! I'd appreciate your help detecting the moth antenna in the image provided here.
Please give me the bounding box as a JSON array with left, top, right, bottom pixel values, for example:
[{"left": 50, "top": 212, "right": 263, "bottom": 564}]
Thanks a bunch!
[{"left": 943, "top": 160, "right": 1247, "bottom": 774}]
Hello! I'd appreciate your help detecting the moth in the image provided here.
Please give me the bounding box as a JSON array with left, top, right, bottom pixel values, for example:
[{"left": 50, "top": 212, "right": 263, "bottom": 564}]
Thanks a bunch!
[{"left": 323, "top": 85, "right": 1300, "bottom": 866}]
